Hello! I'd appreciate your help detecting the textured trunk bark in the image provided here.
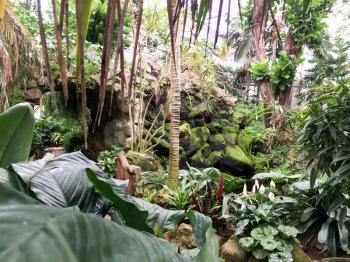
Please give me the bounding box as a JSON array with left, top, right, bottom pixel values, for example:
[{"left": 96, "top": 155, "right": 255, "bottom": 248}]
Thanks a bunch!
[
  {"left": 252, "top": 0, "right": 274, "bottom": 126},
  {"left": 167, "top": 0, "right": 181, "bottom": 188},
  {"left": 37, "top": 0, "right": 58, "bottom": 112},
  {"left": 278, "top": 29, "right": 302, "bottom": 107},
  {"left": 51, "top": 0, "right": 69, "bottom": 105}
]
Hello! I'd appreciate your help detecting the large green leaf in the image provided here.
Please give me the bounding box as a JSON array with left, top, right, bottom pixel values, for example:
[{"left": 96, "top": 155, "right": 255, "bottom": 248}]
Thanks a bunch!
[
  {"left": 133, "top": 198, "right": 185, "bottom": 232},
  {"left": 11, "top": 152, "right": 103, "bottom": 212},
  {"left": 0, "top": 103, "right": 34, "bottom": 168},
  {"left": 187, "top": 210, "right": 213, "bottom": 248},
  {"left": 0, "top": 184, "right": 180, "bottom": 262},
  {"left": 195, "top": 227, "right": 220, "bottom": 262},
  {"left": 86, "top": 168, "right": 154, "bottom": 233}
]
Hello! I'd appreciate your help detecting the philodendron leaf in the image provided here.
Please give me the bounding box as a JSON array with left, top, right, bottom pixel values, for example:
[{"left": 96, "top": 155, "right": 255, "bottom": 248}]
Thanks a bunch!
[
  {"left": 133, "top": 198, "right": 185, "bottom": 232},
  {"left": 187, "top": 210, "right": 213, "bottom": 248},
  {"left": 0, "top": 103, "right": 34, "bottom": 168},
  {"left": 11, "top": 152, "right": 102, "bottom": 212},
  {"left": 195, "top": 227, "right": 220, "bottom": 262},
  {"left": 0, "top": 184, "right": 180, "bottom": 262},
  {"left": 86, "top": 168, "right": 154, "bottom": 233}
]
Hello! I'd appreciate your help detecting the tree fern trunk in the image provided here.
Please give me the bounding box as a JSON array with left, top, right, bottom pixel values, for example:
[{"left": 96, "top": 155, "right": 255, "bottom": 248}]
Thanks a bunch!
[{"left": 167, "top": 26, "right": 181, "bottom": 189}]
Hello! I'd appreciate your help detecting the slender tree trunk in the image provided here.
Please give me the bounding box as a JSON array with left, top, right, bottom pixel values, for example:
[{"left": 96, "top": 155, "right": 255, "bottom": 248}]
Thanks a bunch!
[
  {"left": 278, "top": 29, "right": 302, "bottom": 107},
  {"left": 37, "top": 0, "right": 58, "bottom": 112},
  {"left": 252, "top": 0, "right": 273, "bottom": 126},
  {"left": 94, "top": 0, "right": 117, "bottom": 129},
  {"left": 167, "top": 1, "right": 181, "bottom": 188},
  {"left": 76, "top": 0, "right": 88, "bottom": 149},
  {"left": 52, "top": 0, "right": 69, "bottom": 105},
  {"left": 65, "top": 0, "right": 69, "bottom": 69}
]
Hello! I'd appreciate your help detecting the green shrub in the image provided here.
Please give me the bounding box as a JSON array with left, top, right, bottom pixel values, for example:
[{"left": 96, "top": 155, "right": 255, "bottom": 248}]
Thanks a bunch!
[{"left": 97, "top": 146, "right": 123, "bottom": 177}]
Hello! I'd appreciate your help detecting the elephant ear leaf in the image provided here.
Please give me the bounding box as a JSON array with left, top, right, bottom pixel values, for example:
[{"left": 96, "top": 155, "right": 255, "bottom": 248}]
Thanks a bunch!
[
  {"left": 0, "top": 103, "right": 34, "bottom": 168},
  {"left": 0, "top": 184, "right": 180, "bottom": 262},
  {"left": 86, "top": 168, "right": 154, "bottom": 234}
]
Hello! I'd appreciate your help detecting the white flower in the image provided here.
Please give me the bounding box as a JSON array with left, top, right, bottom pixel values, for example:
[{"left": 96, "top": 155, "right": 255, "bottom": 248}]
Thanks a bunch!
[
  {"left": 242, "top": 183, "right": 248, "bottom": 196},
  {"left": 240, "top": 203, "right": 246, "bottom": 210},
  {"left": 259, "top": 184, "right": 266, "bottom": 194},
  {"left": 255, "top": 179, "right": 259, "bottom": 189},
  {"left": 252, "top": 185, "right": 256, "bottom": 193},
  {"left": 268, "top": 192, "right": 275, "bottom": 201},
  {"left": 270, "top": 180, "right": 276, "bottom": 189}
]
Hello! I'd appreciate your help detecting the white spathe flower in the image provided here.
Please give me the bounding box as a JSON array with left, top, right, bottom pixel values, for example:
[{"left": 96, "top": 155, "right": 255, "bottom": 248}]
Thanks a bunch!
[
  {"left": 240, "top": 203, "right": 246, "bottom": 210},
  {"left": 252, "top": 184, "right": 256, "bottom": 193},
  {"left": 255, "top": 179, "right": 259, "bottom": 189},
  {"left": 259, "top": 184, "right": 266, "bottom": 194},
  {"left": 268, "top": 192, "right": 275, "bottom": 201},
  {"left": 270, "top": 180, "right": 276, "bottom": 189},
  {"left": 243, "top": 183, "right": 248, "bottom": 196}
]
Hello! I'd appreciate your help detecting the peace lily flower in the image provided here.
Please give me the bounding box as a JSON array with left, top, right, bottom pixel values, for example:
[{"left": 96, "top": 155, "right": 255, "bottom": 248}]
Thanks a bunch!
[
  {"left": 252, "top": 184, "right": 256, "bottom": 194},
  {"left": 255, "top": 179, "right": 259, "bottom": 189},
  {"left": 242, "top": 183, "right": 248, "bottom": 196},
  {"left": 268, "top": 192, "right": 275, "bottom": 201},
  {"left": 259, "top": 184, "right": 266, "bottom": 194},
  {"left": 240, "top": 203, "right": 246, "bottom": 210},
  {"left": 270, "top": 180, "right": 276, "bottom": 189}
]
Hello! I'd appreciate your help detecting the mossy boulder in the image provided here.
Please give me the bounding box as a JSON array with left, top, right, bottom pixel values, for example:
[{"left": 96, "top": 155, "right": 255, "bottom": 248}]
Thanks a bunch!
[
  {"left": 126, "top": 151, "right": 159, "bottom": 171},
  {"left": 190, "top": 126, "right": 210, "bottom": 152},
  {"left": 207, "top": 151, "right": 223, "bottom": 165},
  {"left": 190, "top": 143, "right": 211, "bottom": 166},
  {"left": 222, "top": 125, "right": 239, "bottom": 146},
  {"left": 209, "top": 134, "right": 225, "bottom": 151},
  {"left": 238, "top": 131, "right": 254, "bottom": 153},
  {"left": 219, "top": 145, "right": 254, "bottom": 176},
  {"left": 207, "top": 120, "right": 223, "bottom": 133},
  {"left": 179, "top": 123, "right": 191, "bottom": 151}
]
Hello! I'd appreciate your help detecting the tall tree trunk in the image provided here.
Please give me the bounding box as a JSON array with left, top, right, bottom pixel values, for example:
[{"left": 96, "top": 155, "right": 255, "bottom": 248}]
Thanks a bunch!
[
  {"left": 65, "top": 0, "right": 70, "bottom": 69},
  {"left": 167, "top": 0, "right": 181, "bottom": 189},
  {"left": 37, "top": 0, "right": 58, "bottom": 112},
  {"left": 278, "top": 29, "right": 302, "bottom": 107},
  {"left": 76, "top": 0, "right": 88, "bottom": 149},
  {"left": 252, "top": 0, "right": 273, "bottom": 126},
  {"left": 52, "top": 0, "right": 69, "bottom": 105},
  {"left": 94, "top": 0, "right": 117, "bottom": 129}
]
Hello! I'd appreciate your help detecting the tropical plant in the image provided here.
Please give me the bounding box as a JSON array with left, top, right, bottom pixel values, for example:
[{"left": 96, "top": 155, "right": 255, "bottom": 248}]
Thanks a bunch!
[
  {"left": 224, "top": 180, "right": 299, "bottom": 261},
  {"left": 97, "top": 146, "right": 123, "bottom": 177},
  {"left": 298, "top": 80, "right": 350, "bottom": 190},
  {"left": 291, "top": 182, "right": 350, "bottom": 257},
  {"left": 249, "top": 60, "right": 270, "bottom": 82},
  {"left": 0, "top": 103, "right": 34, "bottom": 168}
]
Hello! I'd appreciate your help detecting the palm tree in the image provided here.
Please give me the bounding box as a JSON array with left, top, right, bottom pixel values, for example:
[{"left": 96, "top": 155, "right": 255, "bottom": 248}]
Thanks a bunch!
[{"left": 0, "top": 5, "right": 39, "bottom": 112}]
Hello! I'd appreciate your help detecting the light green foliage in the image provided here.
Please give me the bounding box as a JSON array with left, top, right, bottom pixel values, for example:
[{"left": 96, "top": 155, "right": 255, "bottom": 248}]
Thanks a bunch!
[
  {"left": 31, "top": 115, "right": 83, "bottom": 155},
  {"left": 142, "top": 5, "right": 169, "bottom": 46},
  {"left": 97, "top": 146, "right": 123, "bottom": 177},
  {"left": 225, "top": 146, "right": 253, "bottom": 166},
  {"left": 285, "top": 0, "right": 333, "bottom": 50},
  {"left": 249, "top": 60, "right": 270, "bottom": 81},
  {"left": 271, "top": 51, "right": 300, "bottom": 95}
]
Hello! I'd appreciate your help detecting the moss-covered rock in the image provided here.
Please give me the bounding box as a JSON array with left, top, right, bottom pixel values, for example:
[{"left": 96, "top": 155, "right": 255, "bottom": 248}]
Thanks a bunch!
[
  {"left": 220, "top": 145, "right": 254, "bottom": 175},
  {"left": 207, "top": 151, "right": 223, "bottom": 165},
  {"left": 179, "top": 123, "right": 191, "bottom": 152},
  {"left": 190, "top": 143, "right": 211, "bottom": 167},
  {"left": 207, "top": 120, "right": 223, "bottom": 133},
  {"left": 190, "top": 126, "right": 210, "bottom": 152},
  {"left": 126, "top": 151, "right": 159, "bottom": 171},
  {"left": 209, "top": 134, "right": 225, "bottom": 151},
  {"left": 238, "top": 131, "right": 254, "bottom": 153},
  {"left": 223, "top": 125, "right": 240, "bottom": 135}
]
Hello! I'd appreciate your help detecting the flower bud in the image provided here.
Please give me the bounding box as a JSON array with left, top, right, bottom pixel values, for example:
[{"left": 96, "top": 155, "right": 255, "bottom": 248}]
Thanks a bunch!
[
  {"left": 252, "top": 184, "right": 256, "bottom": 193},
  {"left": 255, "top": 179, "right": 259, "bottom": 189},
  {"left": 270, "top": 180, "right": 276, "bottom": 189},
  {"left": 268, "top": 192, "right": 275, "bottom": 201},
  {"left": 242, "top": 183, "right": 248, "bottom": 196},
  {"left": 259, "top": 184, "right": 265, "bottom": 194}
]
